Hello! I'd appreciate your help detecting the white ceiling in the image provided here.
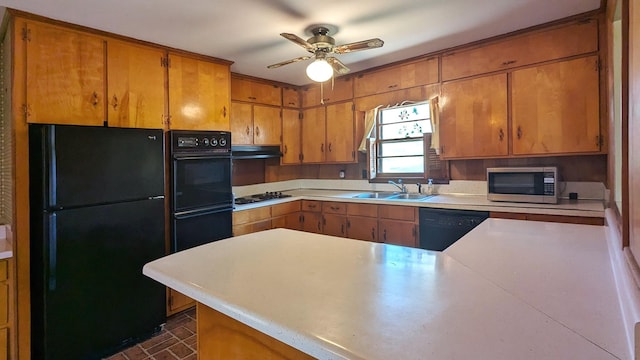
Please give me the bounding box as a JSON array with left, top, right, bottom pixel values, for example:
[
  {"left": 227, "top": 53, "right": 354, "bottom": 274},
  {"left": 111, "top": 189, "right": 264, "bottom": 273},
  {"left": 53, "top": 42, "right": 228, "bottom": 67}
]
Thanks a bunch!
[{"left": 0, "top": 0, "right": 601, "bottom": 86}]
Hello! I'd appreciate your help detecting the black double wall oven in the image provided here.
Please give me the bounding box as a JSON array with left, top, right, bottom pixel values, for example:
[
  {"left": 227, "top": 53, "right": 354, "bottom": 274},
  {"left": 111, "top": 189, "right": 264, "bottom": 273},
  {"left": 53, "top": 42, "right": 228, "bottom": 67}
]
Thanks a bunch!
[{"left": 169, "top": 130, "right": 233, "bottom": 252}]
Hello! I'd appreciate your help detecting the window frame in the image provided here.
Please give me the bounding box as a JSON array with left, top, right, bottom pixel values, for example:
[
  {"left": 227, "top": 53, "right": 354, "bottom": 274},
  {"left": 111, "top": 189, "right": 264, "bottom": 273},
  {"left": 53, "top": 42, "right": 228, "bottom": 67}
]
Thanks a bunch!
[{"left": 367, "top": 101, "right": 449, "bottom": 184}]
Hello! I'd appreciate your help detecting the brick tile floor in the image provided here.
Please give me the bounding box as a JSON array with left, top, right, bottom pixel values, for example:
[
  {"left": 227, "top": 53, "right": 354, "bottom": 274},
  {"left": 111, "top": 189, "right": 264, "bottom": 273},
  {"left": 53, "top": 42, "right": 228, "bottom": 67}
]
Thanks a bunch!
[{"left": 104, "top": 308, "right": 196, "bottom": 360}]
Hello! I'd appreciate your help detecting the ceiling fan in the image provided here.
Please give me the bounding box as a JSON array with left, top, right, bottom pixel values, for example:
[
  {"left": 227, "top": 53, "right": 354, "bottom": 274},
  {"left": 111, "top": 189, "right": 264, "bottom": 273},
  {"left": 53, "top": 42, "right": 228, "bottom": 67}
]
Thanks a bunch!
[{"left": 267, "top": 25, "right": 384, "bottom": 82}]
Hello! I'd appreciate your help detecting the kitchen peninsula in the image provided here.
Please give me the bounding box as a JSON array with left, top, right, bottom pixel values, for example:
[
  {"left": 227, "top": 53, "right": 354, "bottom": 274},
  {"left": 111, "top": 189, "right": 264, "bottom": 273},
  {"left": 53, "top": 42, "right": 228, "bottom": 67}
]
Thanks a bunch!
[{"left": 143, "top": 219, "right": 627, "bottom": 359}]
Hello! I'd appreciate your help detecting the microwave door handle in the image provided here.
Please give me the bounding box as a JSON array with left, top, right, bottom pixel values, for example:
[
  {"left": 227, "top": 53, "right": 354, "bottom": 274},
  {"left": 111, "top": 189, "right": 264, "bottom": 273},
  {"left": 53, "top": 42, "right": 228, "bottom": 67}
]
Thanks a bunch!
[{"left": 173, "top": 155, "right": 230, "bottom": 161}]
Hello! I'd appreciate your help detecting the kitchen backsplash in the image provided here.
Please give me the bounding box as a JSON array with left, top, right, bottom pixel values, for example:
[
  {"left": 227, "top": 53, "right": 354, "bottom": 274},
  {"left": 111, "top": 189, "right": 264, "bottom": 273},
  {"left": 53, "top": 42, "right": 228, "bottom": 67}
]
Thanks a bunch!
[{"left": 233, "top": 179, "right": 607, "bottom": 201}]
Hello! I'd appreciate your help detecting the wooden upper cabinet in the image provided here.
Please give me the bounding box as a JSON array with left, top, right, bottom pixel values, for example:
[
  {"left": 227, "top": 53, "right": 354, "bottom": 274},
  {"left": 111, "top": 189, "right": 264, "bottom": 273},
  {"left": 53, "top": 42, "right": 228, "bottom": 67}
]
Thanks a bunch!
[
  {"left": 441, "top": 17, "right": 598, "bottom": 81},
  {"left": 282, "top": 87, "right": 301, "bottom": 108},
  {"left": 301, "top": 107, "right": 326, "bottom": 163},
  {"left": 325, "top": 101, "right": 355, "bottom": 163},
  {"left": 230, "top": 102, "right": 253, "bottom": 144},
  {"left": 107, "top": 41, "right": 165, "bottom": 129},
  {"left": 281, "top": 108, "right": 301, "bottom": 165},
  {"left": 24, "top": 20, "right": 105, "bottom": 125},
  {"left": 230, "top": 103, "right": 281, "bottom": 145},
  {"left": 301, "top": 77, "right": 353, "bottom": 107},
  {"left": 168, "top": 54, "right": 230, "bottom": 130},
  {"left": 511, "top": 55, "right": 601, "bottom": 155},
  {"left": 231, "top": 77, "right": 281, "bottom": 106},
  {"left": 440, "top": 74, "right": 508, "bottom": 159},
  {"left": 253, "top": 106, "right": 281, "bottom": 145},
  {"left": 354, "top": 57, "right": 439, "bottom": 98}
]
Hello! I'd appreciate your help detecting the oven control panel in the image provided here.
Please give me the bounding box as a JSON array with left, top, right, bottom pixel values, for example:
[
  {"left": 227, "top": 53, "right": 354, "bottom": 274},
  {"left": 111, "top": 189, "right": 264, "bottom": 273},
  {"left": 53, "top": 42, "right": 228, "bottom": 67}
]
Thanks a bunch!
[{"left": 170, "top": 130, "right": 231, "bottom": 153}]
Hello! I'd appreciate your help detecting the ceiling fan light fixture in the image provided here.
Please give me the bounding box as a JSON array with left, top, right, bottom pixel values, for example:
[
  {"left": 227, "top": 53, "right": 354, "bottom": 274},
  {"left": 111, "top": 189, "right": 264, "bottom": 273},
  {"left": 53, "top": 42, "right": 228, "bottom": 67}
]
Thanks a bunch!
[{"left": 306, "top": 59, "right": 333, "bottom": 82}]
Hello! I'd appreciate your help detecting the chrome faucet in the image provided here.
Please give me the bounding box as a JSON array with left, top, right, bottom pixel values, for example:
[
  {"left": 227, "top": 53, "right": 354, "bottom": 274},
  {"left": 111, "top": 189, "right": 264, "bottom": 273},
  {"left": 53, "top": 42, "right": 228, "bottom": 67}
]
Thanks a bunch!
[{"left": 388, "top": 179, "right": 407, "bottom": 193}]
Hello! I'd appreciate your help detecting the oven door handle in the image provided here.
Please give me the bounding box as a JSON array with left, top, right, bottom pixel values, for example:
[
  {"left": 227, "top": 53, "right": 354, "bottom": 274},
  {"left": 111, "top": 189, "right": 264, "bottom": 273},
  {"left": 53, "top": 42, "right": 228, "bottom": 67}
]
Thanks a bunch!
[
  {"left": 173, "top": 154, "right": 231, "bottom": 161},
  {"left": 174, "top": 206, "right": 232, "bottom": 219}
]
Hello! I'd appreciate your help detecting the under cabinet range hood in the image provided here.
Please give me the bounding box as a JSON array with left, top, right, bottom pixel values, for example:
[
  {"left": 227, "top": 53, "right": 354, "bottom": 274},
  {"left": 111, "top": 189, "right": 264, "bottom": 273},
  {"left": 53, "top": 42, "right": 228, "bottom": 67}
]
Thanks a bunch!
[{"left": 231, "top": 145, "right": 282, "bottom": 159}]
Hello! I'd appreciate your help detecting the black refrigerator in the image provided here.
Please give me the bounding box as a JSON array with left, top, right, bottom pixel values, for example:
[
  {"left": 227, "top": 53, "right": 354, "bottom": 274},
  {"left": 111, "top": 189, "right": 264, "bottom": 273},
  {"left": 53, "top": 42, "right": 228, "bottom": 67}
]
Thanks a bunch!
[{"left": 29, "top": 124, "right": 166, "bottom": 359}]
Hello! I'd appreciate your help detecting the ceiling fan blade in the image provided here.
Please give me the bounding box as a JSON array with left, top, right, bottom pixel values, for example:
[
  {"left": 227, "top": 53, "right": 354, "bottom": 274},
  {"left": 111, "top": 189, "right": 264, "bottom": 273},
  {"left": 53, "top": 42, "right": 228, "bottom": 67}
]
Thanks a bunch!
[
  {"left": 267, "top": 55, "right": 312, "bottom": 69},
  {"left": 280, "top": 33, "right": 315, "bottom": 52},
  {"left": 333, "top": 38, "right": 384, "bottom": 54},
  {"left": 326, "top": 57, "right": 350, "bottom": 75}
]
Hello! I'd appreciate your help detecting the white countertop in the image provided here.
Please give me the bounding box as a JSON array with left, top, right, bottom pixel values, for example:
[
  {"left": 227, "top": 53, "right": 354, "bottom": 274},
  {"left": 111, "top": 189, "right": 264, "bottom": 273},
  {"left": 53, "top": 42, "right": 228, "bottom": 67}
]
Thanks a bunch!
[
  {"left": 144, "top": 221, "right": 625, "bottom": 359},
  {"left": 234, "top": 189, "right": 605, "bottom": 218}
]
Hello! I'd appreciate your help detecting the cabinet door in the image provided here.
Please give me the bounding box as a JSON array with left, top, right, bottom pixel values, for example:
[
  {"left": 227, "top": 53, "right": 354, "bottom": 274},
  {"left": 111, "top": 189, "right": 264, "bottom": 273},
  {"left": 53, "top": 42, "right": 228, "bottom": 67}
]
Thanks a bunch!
[
  {"left": 301, "top": 212, "right": 323, "bottom": 234},
  {"left": 301, "top": 107, "right": 326, "bottom": 163},
  {"left": 354, "top": 58, "right": 439, "bottom": 97},
  {"left": 281, "top": 109, "right": 301, "bottom": 164},
  {"left": 107, "top": 41, "right": 165, "bottom": 129},
  {"left": 511, "top": 56, "right": 600, "bottom": 155},
  {"left": 230, "top": 102, "right": 253, "bottom": 144},
  {"left": 25, "top": 21, "right": 105, "bottom": 125},
  {"left": 440, "top": 74, "right": 508, "bottom": 158},
  {"left": 347, "top": 216, "right": 378, "bottom": 242},
  {"left": 282, "top": 212, "right": 303, "bottom": 231},
  {"left": 168, "top": 288, "right": 194, "bottom": 315},
  {"left": 379, "top": 220, "right": 417, "bottom": 248},
  {"left": 253, "top": 106, "right": 281, "bottom": 145},
  {"left": 282, "top": 87, "right": 300, "bottom": 108},
  {"left": 326, "top": 102, "right": 355, "bottom": 163},
  {"left": 301, "top": 77, "right": 353, "bottom": 107},
  {"left": 323, "top": 214, "right": 347, "bottom": 237},
  {"left": 168, "top": 54, "right": 230, "bottom": 130},
  {"left": 231, "top": 77, "right": 281, "bottom": 106}
]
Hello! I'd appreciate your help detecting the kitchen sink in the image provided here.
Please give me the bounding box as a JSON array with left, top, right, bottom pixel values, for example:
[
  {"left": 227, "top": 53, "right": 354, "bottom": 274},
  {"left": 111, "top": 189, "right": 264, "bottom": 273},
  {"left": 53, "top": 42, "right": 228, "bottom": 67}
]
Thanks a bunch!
[
  {"left": 388, "top": 193, "right": 433, "bottom": 200},
  {"left": 352, "top": 192, "right": 398, "bottom": 199}
]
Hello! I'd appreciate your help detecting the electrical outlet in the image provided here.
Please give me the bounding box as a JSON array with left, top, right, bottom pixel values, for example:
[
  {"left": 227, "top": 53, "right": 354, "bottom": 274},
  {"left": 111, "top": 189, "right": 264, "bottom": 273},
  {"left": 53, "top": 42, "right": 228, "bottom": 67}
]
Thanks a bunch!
[
  {"left": 339, "top": 170, "right": 345, "bottom": 179},
  {"left": 362, "top": 169, "right": 367, "bottom": 179}
]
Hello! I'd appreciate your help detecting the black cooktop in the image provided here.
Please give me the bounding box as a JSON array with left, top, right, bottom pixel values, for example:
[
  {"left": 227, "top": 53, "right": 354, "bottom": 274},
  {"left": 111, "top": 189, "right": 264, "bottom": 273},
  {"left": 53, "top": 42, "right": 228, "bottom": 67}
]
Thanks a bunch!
[{"left": 234, "top": 192, "right": 292, "bottom": 205}]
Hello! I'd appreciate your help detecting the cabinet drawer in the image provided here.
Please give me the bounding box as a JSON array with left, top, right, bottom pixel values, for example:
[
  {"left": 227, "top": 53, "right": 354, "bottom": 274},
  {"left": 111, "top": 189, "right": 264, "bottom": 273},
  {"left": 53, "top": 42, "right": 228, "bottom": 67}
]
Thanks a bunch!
[
  {"left": 233, "top": 219, "right": 272, "bottom": 236},
  {"left": 231, "top": 77, "right": 281, "bottom": 106},
  {"left": 282, "top": 87, "right": 300, "bottom": 108},
  {"left": 378, "top": 205, "right": 416, "bottom": 222},
  {"left": 233, "top": 207, "right": 271, "bottom": 225},
  {"left": 301, "top": 200, "right": 322, "bottom": 212},
  {"left": 271, "top": 201, "right": 301, "bottom": 217},
  {"left": 441, "top": 17, "right": 598, "bottom": 81},
  {"left": 302, "top": 77, "right": 353, "bottom": 107},
  {"left": 322, "top": 202, "right": 346, "bottom": 214},
  {"left": 347, "top": 203, "right": 378, "bottom": 217}
]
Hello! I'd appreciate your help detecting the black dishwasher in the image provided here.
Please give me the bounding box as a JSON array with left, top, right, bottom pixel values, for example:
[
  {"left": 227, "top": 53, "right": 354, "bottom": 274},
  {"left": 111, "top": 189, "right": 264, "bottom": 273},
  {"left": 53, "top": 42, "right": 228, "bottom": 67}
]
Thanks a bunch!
[{"left": 419, "top": 208, "right": 489, "bottom": 251}]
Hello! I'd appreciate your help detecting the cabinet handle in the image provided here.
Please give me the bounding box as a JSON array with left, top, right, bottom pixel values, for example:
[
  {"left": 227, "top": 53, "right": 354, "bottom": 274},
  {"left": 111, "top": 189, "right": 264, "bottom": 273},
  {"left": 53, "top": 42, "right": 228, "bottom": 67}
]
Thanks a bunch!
[
  {"left": 323, "top": 216, "right": 326, "bottom": 225},
  {"left": 341, "top": 224, "right": 344, "bottom": 235},
  {"left": 321, "top": 143, "right": 324, "bottom": 153},
  {"left": 223, "top": 106, "right": 227, "bottom": 117},
  {"left": 328, "top": 143, "right": 332, "bottom": 152},
  {"left": 284, "top": 144, "right": 288, "bottom": 154},
  {"left": 255, "top": 126, "right": 260, "bottom": 137},
  {"left": 383, "top": 229, "right": 387, "bottom": 242},
  {"left": 301, "top": 214, "right": 305, "bottom": 223},
  {"left": 317, "top": 221, "right": 321, "bottom": 232},
  {"left": 245, "top": 126, "right": 250, "bottom": 135},
  {"left": 288, "top": 102, "right": 296, "bottom": 106},
  {"left": 347, "top": 219, "right": 351, "bottom": 228},
  {"left": 248, "top": 96, "right": 257, "bottom": 100},
  {"left": 91, "top": 92, "right": 99, "bottom": 106},
  {"left": 517, "top": 126, "right": 522, "bottom": 139},
  {"left": 322, "top": 98, "right": 330, "bottom": 102},
  {"left": 330, "top": 206, "right": 340, "bottom": 211},
  {"left": 499, "top": 128, "right": 504, "bottom": 141},
  {"left": 111, "top": 94, "right": 118, "bottom": 110},
  {"left": 372, "top": 228, "right": 376, "bottom": 241},
  {"left": 387, "top": 84, "right": 398, "bottom": 89},
  {"left": 308, "top": 204, "right": 317, "bottom": 209},
  {"left": 501, "top": 60, "right": 517, "bottom": 66}
]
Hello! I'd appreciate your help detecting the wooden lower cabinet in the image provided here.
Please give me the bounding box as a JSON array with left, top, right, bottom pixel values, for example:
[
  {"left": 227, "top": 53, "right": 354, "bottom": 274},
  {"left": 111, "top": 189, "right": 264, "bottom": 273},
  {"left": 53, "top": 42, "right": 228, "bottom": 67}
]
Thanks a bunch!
[
  {"left": 323, "top": 213, "right": 347, "bottom": 237},
  {"left": 168, "top": 288, "right": 195, "bottom": 315},
  {"left": 197, "top": 303, "right": 314, "bottom": 360},
  {"left": 378, "top": 205, "right": 419, "bottom": 248},
  {"left": 301, "top": 212, "right": 323, "bottom": 234},
  {"left": 271, "top": 202, "right": 302, "bottom": 230},
  {"left": 489, "top": 211, "right": 604, "bottom": 225},
  {"left": 347, "top": 216, "right": 379, "bottom": 242}
]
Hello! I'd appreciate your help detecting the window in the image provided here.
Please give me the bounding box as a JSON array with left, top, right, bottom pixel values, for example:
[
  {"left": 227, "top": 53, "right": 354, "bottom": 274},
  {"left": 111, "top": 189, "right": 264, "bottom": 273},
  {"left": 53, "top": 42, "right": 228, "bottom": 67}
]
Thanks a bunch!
[{"left": 368, "top": 101, "right": 447, "bottom": 181}]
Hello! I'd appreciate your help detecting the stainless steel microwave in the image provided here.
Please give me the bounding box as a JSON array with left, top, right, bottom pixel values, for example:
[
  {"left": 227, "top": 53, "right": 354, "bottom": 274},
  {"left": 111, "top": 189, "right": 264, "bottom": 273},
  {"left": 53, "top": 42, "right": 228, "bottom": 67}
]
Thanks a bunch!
[{"left": 487, "top": 167, "right": 558, "bottom": 204}]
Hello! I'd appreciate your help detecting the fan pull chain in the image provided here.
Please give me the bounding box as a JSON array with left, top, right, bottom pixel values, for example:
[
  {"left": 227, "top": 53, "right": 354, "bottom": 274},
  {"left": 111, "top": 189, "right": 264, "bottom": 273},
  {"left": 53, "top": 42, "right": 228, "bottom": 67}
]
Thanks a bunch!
[{"left": 321, "top": 82, "right": 324, "bottom": 105}]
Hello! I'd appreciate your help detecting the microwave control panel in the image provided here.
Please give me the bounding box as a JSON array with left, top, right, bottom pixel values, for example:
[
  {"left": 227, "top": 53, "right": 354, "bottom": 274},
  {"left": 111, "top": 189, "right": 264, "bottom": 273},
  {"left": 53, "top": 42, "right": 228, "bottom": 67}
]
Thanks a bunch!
[{"left": 543, "top": 172, "right": 556, "bottom": 195}]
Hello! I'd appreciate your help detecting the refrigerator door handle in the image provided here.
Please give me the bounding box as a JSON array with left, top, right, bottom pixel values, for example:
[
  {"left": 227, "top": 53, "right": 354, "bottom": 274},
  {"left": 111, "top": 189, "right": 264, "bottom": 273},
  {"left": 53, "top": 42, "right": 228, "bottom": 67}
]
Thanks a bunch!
[{"left": 48, "top": 213, "right": 57, "bottom": 291}]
